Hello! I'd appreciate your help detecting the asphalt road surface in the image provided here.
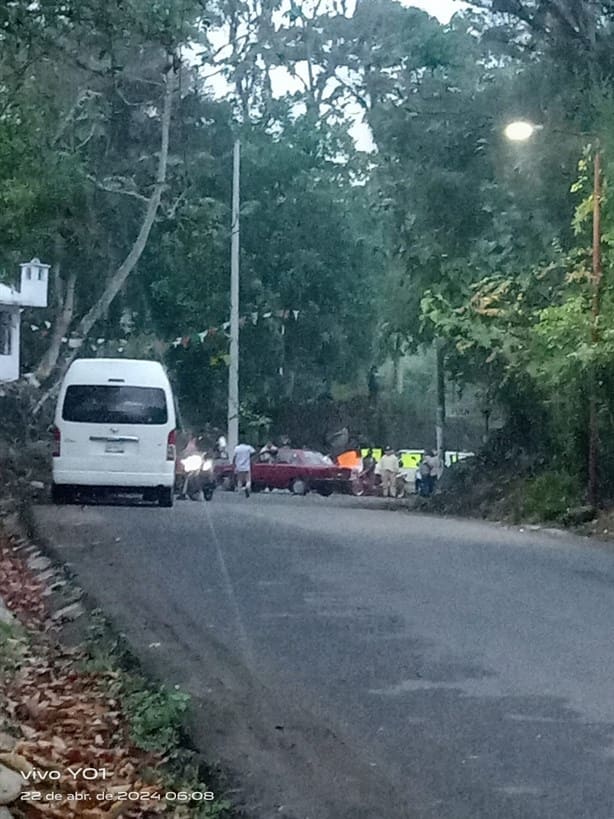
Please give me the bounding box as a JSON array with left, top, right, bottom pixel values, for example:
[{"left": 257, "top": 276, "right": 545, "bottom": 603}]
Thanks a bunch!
[{"left": 33, "top": 493, "right": 614, "bottom": 819}]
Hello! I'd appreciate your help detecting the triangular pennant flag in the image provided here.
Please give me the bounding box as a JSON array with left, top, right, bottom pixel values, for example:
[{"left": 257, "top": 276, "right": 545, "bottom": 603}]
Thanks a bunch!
[
  {"left": 44, "top": 320, "right": 51, "bottom": 329},
  {"left": 30, "top": 324, "right": 39, "bottom": 331},
  {"left": 292, "top": 310, "right": 299, "bottom": 320},
  {"left": 198, "top": 331, "right": 207, "bottom": 342},
  {"left": 262, "top": 312, "right": 272, "bottom": 319},
  {"left": 222, "top": 321, "right": 230, "bottom": 330},
  {"left": 172, "top": 337, "right": 182, "bottom": 347}
]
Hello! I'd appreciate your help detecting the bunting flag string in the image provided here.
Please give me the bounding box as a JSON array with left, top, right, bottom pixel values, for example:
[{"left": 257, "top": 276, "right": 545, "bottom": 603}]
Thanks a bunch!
[
  {"left": 171, "top": 308, "right": 300, "bottom": 349},
  {"left": 26, "top": 307, "right": 301, "bottom": 360}
]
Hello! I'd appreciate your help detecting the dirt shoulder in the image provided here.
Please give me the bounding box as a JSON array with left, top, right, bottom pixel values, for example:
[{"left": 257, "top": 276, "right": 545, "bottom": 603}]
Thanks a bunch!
[{"left": 0, "top": 511, "right": 237, "bottom": 818}]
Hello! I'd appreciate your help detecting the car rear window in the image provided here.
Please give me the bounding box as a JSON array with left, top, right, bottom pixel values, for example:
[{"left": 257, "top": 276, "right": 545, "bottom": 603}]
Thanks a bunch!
[
  {"left": 62, "top": 385, "right": 168, "bottom": 424},
  {"left": 303, "top": 451, "right": 329, "bottom": 465}
]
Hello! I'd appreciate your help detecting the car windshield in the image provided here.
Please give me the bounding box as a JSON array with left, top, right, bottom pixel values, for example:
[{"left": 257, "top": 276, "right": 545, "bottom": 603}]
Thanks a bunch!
[{"left": 62, "top": 385, "right": 168, "bottom": 425}]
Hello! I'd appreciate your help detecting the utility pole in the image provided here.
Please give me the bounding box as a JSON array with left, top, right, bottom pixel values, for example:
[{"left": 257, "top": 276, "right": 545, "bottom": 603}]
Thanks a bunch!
[
  {"left": 588, "top": 147, "right": 602, "bottom": 508},
  {"left": 227, "top": 138, "right": 240, "bottom": 458},
  {"left": 435, "top": 339, "right": 445, "bottom": 465}
]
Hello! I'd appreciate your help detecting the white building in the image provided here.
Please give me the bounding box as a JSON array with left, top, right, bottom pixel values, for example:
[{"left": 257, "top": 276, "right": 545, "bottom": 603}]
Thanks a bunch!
[{"left": 0, "top": 258, "right": 49, "bottom": 382}]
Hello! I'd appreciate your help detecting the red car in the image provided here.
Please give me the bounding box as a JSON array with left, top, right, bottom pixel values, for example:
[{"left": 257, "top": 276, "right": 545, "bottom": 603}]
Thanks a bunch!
[{"left": 217, "top": 448, "right": 352, "bottom": 496}]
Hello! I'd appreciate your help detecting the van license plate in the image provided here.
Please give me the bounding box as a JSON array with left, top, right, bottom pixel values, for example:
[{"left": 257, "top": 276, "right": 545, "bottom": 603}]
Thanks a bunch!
[{"left": 105, "top": 442, "right": 124, "bottom": 453}]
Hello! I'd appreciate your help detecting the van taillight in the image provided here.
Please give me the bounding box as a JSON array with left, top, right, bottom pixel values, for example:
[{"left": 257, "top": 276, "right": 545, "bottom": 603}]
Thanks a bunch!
[
  {"left": 167, "top": 429, "right": 176, "bottom": 461},
  {"left": 52, "top": 425, "right": 61, "bottom": 457}
]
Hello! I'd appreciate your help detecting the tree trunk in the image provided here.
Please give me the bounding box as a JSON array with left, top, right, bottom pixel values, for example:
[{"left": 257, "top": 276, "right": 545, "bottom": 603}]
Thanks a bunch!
[
  {"left": 33, "top": 64, "right": 176, "bottom": 414},
  {"left": 34, "top": 270, "right": 76, "bottom": 382}
]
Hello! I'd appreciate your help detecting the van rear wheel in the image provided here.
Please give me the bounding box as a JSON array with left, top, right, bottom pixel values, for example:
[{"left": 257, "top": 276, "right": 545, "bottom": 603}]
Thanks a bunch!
[
  {"left": 158, "top": 487, "right": 174, "bottom": 508},
  {"left": 52, "top": 483, "right": 72, "bottom": 504}
]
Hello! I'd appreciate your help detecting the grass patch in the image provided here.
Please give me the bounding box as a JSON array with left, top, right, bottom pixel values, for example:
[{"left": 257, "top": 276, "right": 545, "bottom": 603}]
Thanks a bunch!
[{"left": 123, "top": 680, "right": 190, "bottom": 753}]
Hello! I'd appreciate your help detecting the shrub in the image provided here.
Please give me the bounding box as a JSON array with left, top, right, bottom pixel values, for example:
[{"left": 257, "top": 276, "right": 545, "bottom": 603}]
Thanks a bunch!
[{"left": 520, "top": 470, "right": 581, "bottom": 522}]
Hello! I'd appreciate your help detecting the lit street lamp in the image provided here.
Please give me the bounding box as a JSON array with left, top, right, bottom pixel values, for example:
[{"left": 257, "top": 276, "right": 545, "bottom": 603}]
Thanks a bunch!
[
  {"left": 503, "top": 120, "right": 539, "bottom": 142},
  {"left": 505, "top": 120, "right": 603, "bottom": 507}
]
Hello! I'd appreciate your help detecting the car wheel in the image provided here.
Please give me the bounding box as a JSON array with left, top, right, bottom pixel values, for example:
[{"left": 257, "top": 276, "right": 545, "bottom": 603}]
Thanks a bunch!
[
  {"left": 203, "top": 488, "right": 214, "bottom": 501},
  {"left": 318, "top": 486, "right": 333, "bottom": 497},
  {"left": 291, "top": 478, "right": 307, "bottom": 496},
  {"left": 350, "top": 479, "right": 364, "bottom": 497},
  {"left": 158, "top": 487, "right": 174, "bottom": 508}
]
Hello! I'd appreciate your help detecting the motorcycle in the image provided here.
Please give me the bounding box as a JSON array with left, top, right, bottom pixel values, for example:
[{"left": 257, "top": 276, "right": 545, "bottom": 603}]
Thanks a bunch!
[{"left": 175, "top": 451, "right": 216, "bottom": 501}]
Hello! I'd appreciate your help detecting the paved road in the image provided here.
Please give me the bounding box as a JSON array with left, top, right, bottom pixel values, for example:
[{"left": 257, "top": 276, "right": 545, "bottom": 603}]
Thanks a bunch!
[{"left": 34, "top": 494, "right": 614, "bottom": 819}]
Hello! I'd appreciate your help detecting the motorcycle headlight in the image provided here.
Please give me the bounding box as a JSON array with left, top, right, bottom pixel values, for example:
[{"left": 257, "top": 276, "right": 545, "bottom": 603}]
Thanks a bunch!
[
  {"left": 201, "top": 459, "right": 213, "bottom": 471},
  {"left": 182, "top": 454, "right": 203, "bottom": 472}
]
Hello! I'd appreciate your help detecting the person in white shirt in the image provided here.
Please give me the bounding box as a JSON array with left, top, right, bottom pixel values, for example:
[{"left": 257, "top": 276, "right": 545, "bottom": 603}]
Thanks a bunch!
[
  {"left": 379, "top": 447, "right": 399, "bottom": 497},
  {"left": 233, "top": 442, "right": 256, "bottom": 497}
]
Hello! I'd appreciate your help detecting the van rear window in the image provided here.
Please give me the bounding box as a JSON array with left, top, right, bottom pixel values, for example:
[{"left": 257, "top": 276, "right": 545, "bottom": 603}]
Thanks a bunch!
[{"left": 62, "top": 385, "right": 168, "bottom": 424}]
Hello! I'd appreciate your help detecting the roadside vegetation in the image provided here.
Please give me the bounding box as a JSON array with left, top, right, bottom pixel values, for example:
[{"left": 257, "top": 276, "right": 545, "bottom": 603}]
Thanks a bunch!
[{"left": 0, "top": 525, "right": 236, "bottom": 818}]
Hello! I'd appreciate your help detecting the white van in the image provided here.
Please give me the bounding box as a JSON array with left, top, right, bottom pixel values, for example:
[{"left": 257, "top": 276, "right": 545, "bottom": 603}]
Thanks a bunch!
[{"left": 52, "top": 358, "right": 177, "bottom": 507}]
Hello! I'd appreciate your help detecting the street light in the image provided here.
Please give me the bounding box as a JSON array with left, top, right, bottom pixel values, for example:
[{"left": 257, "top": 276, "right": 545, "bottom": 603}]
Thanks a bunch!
[
  {"left": 503, "top": 120, "right": 538, "bottom": 142},
  {"left": 504, "top": 120, "right": 603, "bottom": 507}
]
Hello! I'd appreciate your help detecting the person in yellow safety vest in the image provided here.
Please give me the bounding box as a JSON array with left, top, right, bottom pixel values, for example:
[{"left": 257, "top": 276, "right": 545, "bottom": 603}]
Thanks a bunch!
[{"left": 380, "top": 447, "right": 400, "bottom": 497}]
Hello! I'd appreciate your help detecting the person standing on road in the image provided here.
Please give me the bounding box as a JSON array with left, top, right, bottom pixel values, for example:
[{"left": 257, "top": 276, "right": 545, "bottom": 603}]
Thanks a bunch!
[
  {"left": 362, "top": 448, "right": 376, "bottom": 493},
  {"left": 425, "top": 449, "right": 442, "bottom": 494},
  {"left": 419, "top": 450, "right": 441, "bottom": 497},
  {"left": 233, "top": 441, "right": 256, "bottom": 497},
  {"left": 380, "top": 447, "right": 399, "bottom": 498}
]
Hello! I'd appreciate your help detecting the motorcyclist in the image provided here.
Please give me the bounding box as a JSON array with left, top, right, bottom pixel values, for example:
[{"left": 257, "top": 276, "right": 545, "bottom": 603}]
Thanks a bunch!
[{"left": 176, "top": 433, "right": 214, "bottom": 500}]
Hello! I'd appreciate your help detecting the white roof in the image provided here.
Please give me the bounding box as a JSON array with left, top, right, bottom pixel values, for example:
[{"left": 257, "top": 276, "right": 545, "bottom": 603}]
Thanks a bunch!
[
  {"left": 64, "top": 358, "right": 170, "bottom": 387},
  {"left": 0, "top": 283, "right": 20, "bottom": 305}
]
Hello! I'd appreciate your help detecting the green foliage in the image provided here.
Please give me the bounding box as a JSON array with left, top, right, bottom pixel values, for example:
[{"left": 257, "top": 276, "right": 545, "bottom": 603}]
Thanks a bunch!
[
  {"left": 519, "top": 471, "right": 582, "bottom": 523},
  {"left": 122, "top": 681, "right": 190, "bottom": 753},
  {"left": 4, "top": 0, "right": 614, "bottom": 493}
]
